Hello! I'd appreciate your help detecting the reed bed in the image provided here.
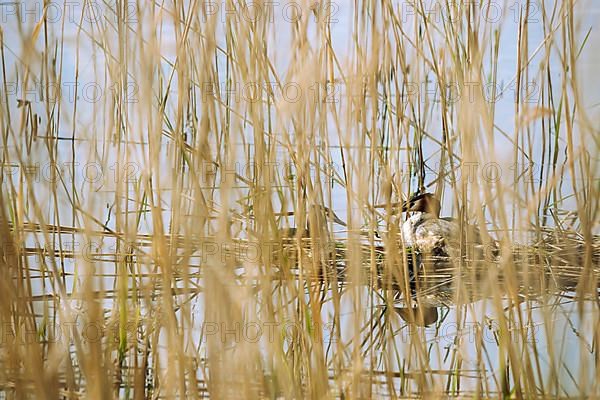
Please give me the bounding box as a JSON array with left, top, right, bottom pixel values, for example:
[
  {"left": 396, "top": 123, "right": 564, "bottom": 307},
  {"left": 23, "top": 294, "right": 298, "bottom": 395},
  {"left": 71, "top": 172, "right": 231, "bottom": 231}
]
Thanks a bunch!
[{"left": 0, "top": 0, "right": 599, "bottom": 398}]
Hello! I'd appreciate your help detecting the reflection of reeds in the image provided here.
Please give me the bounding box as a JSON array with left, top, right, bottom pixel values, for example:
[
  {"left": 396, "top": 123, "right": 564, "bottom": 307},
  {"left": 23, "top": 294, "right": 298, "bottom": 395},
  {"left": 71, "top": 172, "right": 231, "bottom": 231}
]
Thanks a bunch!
[{"left": 1, "top": 0, "right": 599, "bottom": 397}]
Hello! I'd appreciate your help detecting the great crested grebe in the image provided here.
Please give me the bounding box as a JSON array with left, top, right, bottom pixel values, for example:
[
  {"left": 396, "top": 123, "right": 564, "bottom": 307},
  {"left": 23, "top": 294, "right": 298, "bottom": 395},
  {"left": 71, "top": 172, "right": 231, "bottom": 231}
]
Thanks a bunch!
[
  {"left": 400, "top": 192, "right": 486, "bottom": 256},
  {"left": 394, "top": 192, "right": 498, "bottom": 326}
]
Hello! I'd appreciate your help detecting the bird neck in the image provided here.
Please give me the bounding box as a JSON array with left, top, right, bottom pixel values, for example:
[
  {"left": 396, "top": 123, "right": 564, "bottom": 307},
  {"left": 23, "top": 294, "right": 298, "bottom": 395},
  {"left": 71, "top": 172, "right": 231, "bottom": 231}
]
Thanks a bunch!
[{"left": 411, "top": 211, "right": 437, "bottom": 221}]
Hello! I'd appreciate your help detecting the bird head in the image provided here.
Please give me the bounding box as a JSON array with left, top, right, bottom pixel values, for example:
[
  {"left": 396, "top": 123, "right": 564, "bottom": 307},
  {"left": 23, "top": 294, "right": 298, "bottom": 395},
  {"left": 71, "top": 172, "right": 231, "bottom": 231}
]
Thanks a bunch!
[{"left": 402, "top": 192, "right": 441, "bottom": 217}]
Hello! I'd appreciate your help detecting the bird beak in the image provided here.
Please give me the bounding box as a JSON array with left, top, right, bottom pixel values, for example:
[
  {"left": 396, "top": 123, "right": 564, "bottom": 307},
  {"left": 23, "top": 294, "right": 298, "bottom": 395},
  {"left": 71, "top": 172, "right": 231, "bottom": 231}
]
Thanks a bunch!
[{"left": 401, "top": 199, "right": 413, "bottom": 212}]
